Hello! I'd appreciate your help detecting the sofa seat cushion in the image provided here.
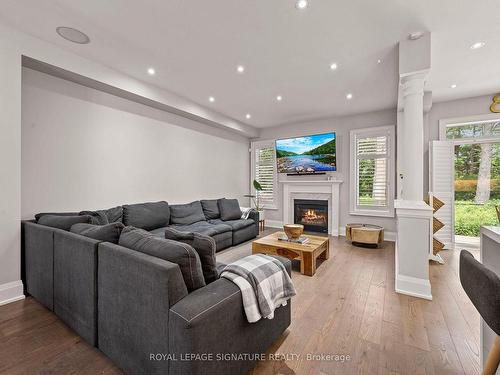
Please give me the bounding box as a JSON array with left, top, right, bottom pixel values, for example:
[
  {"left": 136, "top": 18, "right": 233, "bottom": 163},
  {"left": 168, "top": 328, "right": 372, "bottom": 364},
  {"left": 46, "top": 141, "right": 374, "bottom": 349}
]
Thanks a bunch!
[
  {"left": 209, "top": 218, "right": 255, "bottom": 231},
  {"left": 122, "top": 201, "right": 170, "bottom": 230},
  {"left": 172, "top": 221, "right": 232, "bottom": 237},
  {"left": 119, "top": 226, "right": 205, "bottom": 291},
  {"left": 169, "top": 201, "right": 206, "bottom": 225},
  {"left": 70, "top": 222, "right": 125, "bottom": 244}
]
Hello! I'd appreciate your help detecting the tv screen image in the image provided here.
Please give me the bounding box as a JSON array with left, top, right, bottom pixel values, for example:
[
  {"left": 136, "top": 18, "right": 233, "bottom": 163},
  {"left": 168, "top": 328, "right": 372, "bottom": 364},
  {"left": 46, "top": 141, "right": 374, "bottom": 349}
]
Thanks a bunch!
[{"left": 276, "top": 132, "right": 336, "bottom": 174}]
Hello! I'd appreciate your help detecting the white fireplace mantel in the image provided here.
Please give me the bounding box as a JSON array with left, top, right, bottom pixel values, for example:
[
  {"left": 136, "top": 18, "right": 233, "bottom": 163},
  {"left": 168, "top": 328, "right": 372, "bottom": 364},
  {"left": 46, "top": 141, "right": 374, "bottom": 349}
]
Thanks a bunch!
[{"left": 280, "top": 180, "right": 343, "bottom": 236}]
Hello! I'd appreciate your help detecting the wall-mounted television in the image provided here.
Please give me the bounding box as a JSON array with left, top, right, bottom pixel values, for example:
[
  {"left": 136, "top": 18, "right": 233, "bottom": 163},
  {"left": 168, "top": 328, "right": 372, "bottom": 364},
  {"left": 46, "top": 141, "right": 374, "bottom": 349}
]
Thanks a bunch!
[{"left": 276, "top": 132, "right": 336, "bottom": 174}]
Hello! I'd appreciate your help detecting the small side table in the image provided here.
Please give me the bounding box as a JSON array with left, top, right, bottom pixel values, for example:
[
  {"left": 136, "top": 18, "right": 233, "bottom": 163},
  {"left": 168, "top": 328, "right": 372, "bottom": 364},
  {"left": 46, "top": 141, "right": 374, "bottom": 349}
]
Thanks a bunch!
[{"left": 259, "top": 219, "right": 265, "bottom": 232}]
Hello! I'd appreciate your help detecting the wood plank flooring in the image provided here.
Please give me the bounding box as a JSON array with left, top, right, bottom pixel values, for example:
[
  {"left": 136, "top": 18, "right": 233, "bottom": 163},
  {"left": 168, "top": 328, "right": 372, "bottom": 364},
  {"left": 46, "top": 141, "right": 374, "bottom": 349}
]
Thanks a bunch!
[{"left": 0, "top": 229, "right": 480, "bottom": 374}]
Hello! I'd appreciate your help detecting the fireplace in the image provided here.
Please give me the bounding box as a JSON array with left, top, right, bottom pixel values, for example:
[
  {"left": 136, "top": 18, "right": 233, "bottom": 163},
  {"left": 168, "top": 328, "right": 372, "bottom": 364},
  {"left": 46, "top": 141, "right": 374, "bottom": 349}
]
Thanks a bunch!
[{"left": 294, "top": 199, "right": 328, "bottom": 233}]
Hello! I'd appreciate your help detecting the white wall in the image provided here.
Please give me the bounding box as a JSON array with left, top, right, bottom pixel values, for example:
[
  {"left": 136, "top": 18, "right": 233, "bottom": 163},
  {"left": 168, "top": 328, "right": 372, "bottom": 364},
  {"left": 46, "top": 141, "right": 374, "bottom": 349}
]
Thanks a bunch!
[
  {"left": 0, "top": 40, "right": 23, "bottom": 303},
  {"left": 22, "top": 68, "right": 250, "bottom": 218},
  {"left": 256, "top": 109, "right": 398, "bottom": 233},
  {"left": 424, "top": 93, "right": 497, "bottom": 191}
]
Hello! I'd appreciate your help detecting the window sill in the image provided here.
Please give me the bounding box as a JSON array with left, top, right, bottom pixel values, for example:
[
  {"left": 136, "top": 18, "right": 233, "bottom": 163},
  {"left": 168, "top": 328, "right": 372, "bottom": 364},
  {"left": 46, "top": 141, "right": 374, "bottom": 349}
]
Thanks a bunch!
[{"left": 349, "top": 209, "right": 394, "bottom": 218}]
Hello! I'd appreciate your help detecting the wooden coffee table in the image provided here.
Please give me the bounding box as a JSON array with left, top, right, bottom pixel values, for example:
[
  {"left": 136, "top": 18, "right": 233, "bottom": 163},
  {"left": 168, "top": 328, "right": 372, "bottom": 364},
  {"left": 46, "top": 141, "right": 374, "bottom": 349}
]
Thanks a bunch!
[{"left": 252, "top": 231, "right": 329, "bottom": 276}]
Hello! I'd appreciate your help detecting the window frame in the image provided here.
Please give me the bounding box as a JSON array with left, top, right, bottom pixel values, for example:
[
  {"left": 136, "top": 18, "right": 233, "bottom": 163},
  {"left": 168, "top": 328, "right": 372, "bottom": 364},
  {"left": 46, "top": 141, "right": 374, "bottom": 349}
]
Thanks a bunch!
[
  {"left": 349, "top": 125, "right": 395, "bottom": 218},
  {"left": 439, "top": 113, "right": 500, "bottom": 144},
  {"left": 250, "top": 140, "right": 278, "bottom": 210}
]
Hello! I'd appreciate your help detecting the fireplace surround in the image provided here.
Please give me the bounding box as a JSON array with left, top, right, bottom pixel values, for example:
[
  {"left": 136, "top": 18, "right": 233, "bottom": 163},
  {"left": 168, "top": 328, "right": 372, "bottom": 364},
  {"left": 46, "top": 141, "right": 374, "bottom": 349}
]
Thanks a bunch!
[
  {"left": 294, "top": 199, "right": 328, "bottom": 233},
  {"left": 281, "top": 180, "right": 343, "bottom": 236}
]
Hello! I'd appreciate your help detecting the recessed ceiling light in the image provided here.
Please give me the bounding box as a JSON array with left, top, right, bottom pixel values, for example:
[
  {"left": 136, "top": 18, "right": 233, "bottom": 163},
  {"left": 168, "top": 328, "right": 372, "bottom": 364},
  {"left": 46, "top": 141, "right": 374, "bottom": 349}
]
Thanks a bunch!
[
  {"left": 56, "top": 26, "right": 90, "bottom": 44},
  {"left": 377, "top": 59, "right": 382, "bottom": 64},
  {"left": 470, "top": 41, "right": 486, "bottom": 50},
  {"left": 296, "top": 0, "right": 308, "bottom": 10},
  {"left": 346, "top": 93, "right": 353, "bottom": 100},
  {"left": 209, "top": 96, "right": 215, "bottom": 103},
  {"left": 408, "top": 31, "right": 424, "bottom": 40},
  {"left": 147, "top": 68, "right": 156, "bottom": 75},
  {"left": 330, "top": 63, "right": 338, "bottom": 70},
  {"left": 237, "top": 65, "right": 245, "bottom": 73},
  {"left": 451, "top": 84, "right": 457, "bottom": 89},
  {"left": 245, "top": 114, "right": 251, "bottom": 119},
  {"left": 276, "top": 95, "right": 283, "bottom": 101}
]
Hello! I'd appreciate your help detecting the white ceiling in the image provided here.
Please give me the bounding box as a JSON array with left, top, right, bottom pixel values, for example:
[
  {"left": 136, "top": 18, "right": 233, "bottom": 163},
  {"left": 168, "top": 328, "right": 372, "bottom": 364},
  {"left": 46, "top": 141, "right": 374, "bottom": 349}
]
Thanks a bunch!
[{"left": 1, "top": 0, "right": 499, "bottom": 128}]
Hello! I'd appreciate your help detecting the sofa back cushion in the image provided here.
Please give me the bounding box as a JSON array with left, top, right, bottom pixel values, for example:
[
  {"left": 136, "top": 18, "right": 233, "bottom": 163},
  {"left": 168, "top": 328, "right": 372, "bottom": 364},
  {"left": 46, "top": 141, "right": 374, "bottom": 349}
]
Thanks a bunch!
[
  {"left": 164, "top": 227, "right": 218, "bottom": 284},
  {"left": 35, "top": 212, "right": 79, "bottom": 221},
  {"left": 122, "top": 201, "right": 170, "bottom": 230},
  {"left": 170, "top": 201, "right": 206, "bottom": 225},
  {"left": 119, "top": 226, "right": 205, "bottom": 291},
  {"left": 200, "top": 199, "right": 221, "bottom": 220},
  {"left": 218, "top": 198, "right": 242, "bottom": 221},
  {"left": 70, "top": 222, "right": 125, "bottom": 244},
  {"left": 79, "top": 206, "right": 123, "bottom": 225},
  {"left": 38, "top": 215, "right": 92, "bottom": 231}
]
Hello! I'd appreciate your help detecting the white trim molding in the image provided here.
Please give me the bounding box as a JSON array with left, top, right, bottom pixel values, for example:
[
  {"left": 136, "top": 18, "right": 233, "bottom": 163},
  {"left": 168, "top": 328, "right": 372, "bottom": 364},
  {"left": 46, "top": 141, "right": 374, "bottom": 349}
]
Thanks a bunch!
[
  {"left": 395, "top": 199, "right": 433, "bottom": 300},
  {"left": 280, "top": 179, "right": 343, "bottom": 236},
  {"left": 438, "top": 113, "right": 500, "bottom": 141},
  {"left": 0, "top": 280, "right": 25, "bottom": 306},
  {"left": 349, "top": 125, "right": 395, "bottom": 218},
  {"left": 395, "top": 273, "right": 432, "bottom": 300}
]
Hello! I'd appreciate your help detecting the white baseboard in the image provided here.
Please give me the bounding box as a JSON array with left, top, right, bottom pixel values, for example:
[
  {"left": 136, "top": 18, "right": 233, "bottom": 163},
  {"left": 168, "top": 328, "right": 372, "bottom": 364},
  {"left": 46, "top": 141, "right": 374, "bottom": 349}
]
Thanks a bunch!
[
  {"left": 338, "top": 226, "right": 397, "bottom": 242},
  {"left": 0, "top": 280, "right": 25, "bottom": 306},
  {"left": 395, "top": 273, "right": 432, "bottom": 300}
]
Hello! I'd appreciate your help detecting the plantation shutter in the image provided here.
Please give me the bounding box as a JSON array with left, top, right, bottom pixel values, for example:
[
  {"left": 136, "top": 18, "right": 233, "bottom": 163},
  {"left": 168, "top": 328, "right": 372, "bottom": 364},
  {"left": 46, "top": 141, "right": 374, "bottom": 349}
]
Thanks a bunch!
[
  {"left": 355, "top": 133, "right": 389, "bottom": 208},
  {"left": 252, "top": 141, "right": 276, "bottom": 208},
  {"left": 430, "top": 141, "right": 454, "bottom": 247}
]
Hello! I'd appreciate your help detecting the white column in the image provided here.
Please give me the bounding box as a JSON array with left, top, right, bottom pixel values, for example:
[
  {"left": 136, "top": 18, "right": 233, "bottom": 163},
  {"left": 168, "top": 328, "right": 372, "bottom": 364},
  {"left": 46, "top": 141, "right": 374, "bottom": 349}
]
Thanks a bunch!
[
  {"left": 0, "top": 42, "right": 24, "bottom": 305},
  {"left": 401, "top": 73, "right": 426, "bottom": 201}
]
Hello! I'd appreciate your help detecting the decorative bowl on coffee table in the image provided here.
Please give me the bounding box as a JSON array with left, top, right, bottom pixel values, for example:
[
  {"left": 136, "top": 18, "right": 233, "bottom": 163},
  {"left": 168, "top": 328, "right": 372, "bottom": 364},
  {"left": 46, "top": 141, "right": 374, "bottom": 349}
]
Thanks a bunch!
[{"left": 283, "top": 224, "right": 304, "bottom": 239}]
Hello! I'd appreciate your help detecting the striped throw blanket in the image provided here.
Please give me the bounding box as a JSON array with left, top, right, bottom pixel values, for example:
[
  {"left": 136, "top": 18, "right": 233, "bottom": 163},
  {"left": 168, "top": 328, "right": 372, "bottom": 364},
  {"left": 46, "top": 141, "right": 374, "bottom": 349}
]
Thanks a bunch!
[{"left": 221, "top": 254, "right": 296, "bottom": 323}]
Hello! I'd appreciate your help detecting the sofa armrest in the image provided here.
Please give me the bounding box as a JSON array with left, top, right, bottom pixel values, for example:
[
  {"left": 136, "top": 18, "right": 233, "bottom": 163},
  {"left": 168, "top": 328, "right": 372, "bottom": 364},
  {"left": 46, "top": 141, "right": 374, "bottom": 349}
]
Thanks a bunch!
[
  {"left": 169, "top": 255, "right": 291, "bottom": 375},
  {"left": 98, "top": 242, "right": 188, "bottom": 375},
  {"left": 53, "top": 230, "right": 101, "bottom": 346},
  {"left": 22, "top": 221, "right": 55, "bottom": 310},
  {"left": 248, "top": 209, "right": 259, "bottom": 223}
]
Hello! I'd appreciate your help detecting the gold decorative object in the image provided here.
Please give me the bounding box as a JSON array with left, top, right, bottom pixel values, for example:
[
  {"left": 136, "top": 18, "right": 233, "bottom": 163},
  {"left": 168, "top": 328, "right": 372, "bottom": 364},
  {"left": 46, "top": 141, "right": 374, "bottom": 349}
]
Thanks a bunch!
[
  {"left": 433, "top": 238, "right": 445, "bottom": 255},
  {"left": 345, "top": 223, "right": 384, "bottom": 247},
  {"left": 427, "top": 194, "right": 446, "bottom": 263},
  {"left": 490, "top": 93, "right": 500, "bottom": 113},
  {"left": 433, "top": 217, "right": 445, "bottom": 233},
  {"left": 283, "top": 224, "right": 304, "bottom": 239}
]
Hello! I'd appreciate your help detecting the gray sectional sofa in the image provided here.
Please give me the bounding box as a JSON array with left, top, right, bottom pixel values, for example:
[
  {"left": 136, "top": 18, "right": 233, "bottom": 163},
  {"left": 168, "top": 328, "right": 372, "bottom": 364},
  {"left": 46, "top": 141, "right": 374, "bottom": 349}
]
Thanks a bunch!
[{"left": 22, "top": 198, "right": 291, "bottom": 375}]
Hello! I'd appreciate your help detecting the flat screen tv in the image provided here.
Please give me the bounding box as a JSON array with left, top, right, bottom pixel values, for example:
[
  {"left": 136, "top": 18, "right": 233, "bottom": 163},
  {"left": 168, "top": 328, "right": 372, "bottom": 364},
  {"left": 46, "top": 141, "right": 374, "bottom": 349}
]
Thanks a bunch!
[{"left": 276, "top": 132, "right": 336, "bottom": 174}]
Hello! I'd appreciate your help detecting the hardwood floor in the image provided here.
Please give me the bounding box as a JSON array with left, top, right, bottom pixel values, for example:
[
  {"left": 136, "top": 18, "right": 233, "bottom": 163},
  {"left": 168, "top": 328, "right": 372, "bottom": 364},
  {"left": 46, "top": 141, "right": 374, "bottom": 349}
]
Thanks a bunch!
[{"left": 0, "top": 230, "right": 480, "bottom": 375}]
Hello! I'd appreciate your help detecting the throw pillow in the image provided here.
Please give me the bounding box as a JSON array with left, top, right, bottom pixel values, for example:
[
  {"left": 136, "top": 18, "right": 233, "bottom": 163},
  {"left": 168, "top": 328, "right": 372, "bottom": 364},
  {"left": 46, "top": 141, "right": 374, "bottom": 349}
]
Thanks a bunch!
[
  {"left": 119, "top": 226, "right": 205, "bottom": 291},
  {"left": 37, "top": 215, "right": 92, "bottom": 231},
  {"left": 122, "top": 201, "right": 170, "bottom": 230},
  {"left": 70, "top": 222, "right": 125, "bottom": 243},
  {"left": 218, "top": 198, "right": 242, "bottom": 221},
  {"left": 80, "top": 206, "right": 123, "bottom": 225},
  {"left": 169, "top": 201, "right": 206, "bottom": 225},
  {"left": 164, "top": 227, "right": 218, "bottom": 284},
  {"left": 200, "top": 199, "right": 222, "bottom": 220}
]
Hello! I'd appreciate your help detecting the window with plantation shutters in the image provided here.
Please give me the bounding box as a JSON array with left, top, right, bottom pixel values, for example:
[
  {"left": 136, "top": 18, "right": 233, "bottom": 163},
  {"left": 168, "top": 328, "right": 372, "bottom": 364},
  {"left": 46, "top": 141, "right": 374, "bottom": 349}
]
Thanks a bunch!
[
  {"left": 350, "top": 126, "right": 395, "bottom": 217},
  {"left": 251, "top": 141, "right": 277, "bottom": 209}
]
